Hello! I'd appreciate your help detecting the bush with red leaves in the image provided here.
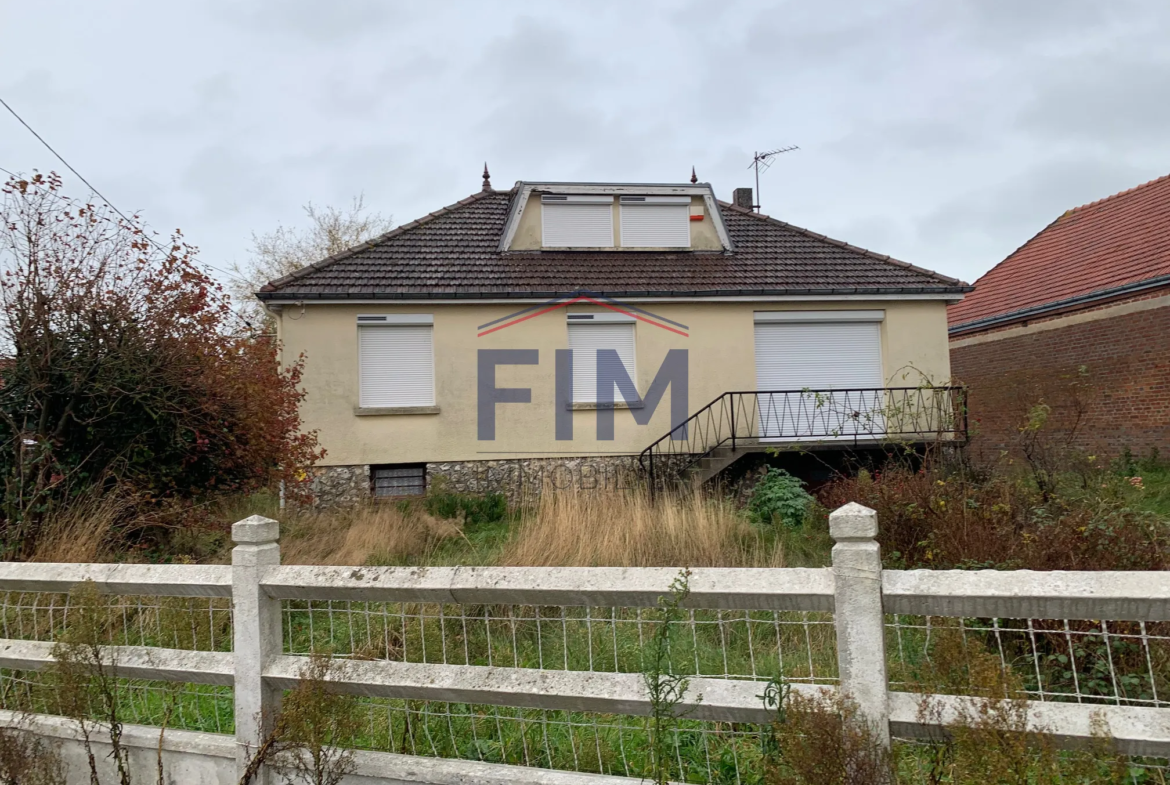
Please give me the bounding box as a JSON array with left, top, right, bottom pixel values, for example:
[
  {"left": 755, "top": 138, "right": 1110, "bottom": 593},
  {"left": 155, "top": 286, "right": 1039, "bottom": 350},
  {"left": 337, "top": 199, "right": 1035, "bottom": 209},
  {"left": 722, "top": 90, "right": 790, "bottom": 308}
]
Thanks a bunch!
[{"left": 0, "top": 173, "right": 322, "bottom": 557}]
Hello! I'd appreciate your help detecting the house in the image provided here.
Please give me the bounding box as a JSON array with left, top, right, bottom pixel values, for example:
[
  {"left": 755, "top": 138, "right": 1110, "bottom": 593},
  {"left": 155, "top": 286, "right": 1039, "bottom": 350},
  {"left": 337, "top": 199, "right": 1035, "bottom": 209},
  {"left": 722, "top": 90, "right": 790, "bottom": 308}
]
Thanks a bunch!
[
  {"left": 949, "top": 173, "right": 1170, "bottom": 458},
  {"left": 258, "top": 170, "right": 969, "bottom": 504}
]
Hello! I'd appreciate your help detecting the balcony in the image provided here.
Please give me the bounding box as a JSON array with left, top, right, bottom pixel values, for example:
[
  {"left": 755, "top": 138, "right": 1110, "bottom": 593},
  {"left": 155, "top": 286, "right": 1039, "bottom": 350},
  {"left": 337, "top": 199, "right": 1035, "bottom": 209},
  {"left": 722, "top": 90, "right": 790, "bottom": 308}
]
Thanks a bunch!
[{"left": 639, "top": 387, "right": 968, "bottom": 489}]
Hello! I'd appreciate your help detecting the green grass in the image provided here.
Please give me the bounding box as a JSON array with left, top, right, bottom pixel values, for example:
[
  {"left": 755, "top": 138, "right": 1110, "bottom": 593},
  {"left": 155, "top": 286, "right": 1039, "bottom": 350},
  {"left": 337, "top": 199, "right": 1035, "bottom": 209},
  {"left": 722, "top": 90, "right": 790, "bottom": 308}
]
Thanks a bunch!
[{"left": 1131, "top": 462, "right": 1170, "bottom": 519}]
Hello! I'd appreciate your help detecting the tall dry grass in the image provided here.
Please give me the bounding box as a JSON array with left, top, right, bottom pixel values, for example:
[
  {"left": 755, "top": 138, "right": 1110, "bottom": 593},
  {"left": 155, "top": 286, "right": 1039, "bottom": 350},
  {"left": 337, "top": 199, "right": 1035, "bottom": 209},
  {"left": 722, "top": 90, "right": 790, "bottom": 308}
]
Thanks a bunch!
[
  {"left": 280, "top": 503, "right": 463, "bottom": 566},
  {"left": 30, "top": 491, "right": 134, "bottom": 563},
  {"left": 500, "top": 488, "right": 785, "bottom": 568}
]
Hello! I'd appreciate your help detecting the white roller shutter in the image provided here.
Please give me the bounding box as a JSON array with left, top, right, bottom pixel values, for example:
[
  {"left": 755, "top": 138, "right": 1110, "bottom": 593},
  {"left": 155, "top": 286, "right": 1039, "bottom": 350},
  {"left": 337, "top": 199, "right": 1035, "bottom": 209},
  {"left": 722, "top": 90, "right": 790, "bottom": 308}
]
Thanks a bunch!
[
  {"left": 568, "top": 323, "right": 636, "bottom": 403},
  {"left": 359, "top": 325, "right": 434, "bottom": 407},
  {"left": 541, "top": 198, "right": 614, "bottom": 247},
  {"left": 620, "top": 199, "right": 690, "bottom": 248},
  {"left": 753, "top": 321, "right": 883, "bottom": 439}
]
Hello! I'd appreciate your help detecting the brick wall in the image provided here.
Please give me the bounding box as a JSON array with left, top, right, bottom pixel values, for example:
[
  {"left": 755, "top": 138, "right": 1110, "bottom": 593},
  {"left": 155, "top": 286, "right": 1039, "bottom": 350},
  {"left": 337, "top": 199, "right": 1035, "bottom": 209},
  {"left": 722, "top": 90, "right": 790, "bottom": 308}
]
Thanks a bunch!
[{"left": 950, "top": 299, "right": 1170, "bottom": 459}]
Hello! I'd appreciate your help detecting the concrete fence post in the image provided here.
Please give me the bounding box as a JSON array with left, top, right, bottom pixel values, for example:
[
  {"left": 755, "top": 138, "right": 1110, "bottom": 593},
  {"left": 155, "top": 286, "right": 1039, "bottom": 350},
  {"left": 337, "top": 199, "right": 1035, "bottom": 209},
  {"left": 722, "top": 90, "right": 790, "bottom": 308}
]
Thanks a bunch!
[
  {"left": 232, "top": 515, "right": 282, "bottom": 784},
  {"left": 829, "top": 502, "right": 891, "bottom": 755}
]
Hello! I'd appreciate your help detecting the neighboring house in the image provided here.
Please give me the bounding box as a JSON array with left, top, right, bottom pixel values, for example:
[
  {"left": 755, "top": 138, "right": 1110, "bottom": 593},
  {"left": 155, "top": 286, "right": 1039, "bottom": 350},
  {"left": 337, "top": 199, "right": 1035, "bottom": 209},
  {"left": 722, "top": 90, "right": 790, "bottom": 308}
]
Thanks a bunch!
[
  {"left": 949, "top": 173, "right": 1170, "bottom": 458},
  {"left": 258, "top": 171, "right": 969, "bottom": 504}
]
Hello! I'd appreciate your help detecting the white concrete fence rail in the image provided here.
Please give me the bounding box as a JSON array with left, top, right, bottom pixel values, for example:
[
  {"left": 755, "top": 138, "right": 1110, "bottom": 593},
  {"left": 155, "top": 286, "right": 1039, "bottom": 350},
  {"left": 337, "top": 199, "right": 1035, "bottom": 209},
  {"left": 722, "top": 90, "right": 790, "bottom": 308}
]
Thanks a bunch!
[{"left": 0, "top": 502, "right": 1164, "bottom": 784}]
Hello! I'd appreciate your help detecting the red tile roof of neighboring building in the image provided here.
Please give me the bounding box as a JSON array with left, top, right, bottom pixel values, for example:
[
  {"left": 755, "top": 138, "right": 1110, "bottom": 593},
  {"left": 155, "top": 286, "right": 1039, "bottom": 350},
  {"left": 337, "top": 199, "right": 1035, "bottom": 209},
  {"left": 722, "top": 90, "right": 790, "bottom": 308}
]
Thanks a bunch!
[{"left": 949, "top": 173, "right": 1170, "bottom": 332}]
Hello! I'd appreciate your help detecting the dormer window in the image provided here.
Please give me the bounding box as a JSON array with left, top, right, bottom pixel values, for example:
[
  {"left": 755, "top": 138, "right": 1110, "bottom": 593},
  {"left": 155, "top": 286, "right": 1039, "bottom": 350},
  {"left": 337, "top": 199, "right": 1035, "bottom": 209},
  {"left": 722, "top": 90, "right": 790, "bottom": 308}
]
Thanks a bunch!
[
  {"left": 619, "top": 195, "right": 690, "bottom": 248},
  {"left": 506, "top": 182, "right": 731, "bottom": 253},
  {"left": 541, "top": 194, "right": 613, "bottom": 247}
]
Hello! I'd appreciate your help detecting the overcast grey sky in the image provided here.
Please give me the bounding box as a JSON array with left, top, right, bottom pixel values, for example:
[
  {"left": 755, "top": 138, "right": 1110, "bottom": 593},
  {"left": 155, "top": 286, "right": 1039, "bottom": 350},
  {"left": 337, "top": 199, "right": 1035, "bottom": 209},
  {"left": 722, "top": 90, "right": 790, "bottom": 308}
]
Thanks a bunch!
[{"left": 3, "top": 1, "right": 1169, "bottom": 289}]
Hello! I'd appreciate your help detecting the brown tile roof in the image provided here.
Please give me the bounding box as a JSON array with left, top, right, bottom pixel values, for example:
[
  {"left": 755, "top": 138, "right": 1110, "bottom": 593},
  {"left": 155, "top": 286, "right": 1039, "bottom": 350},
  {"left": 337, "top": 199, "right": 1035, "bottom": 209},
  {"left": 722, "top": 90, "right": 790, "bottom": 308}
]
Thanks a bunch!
[
  {"left": 258, "top": 188, "right": 968, "bottom": 300},
  {"left": 949, "top": 173, "right": 1170, "bottom": 332}
]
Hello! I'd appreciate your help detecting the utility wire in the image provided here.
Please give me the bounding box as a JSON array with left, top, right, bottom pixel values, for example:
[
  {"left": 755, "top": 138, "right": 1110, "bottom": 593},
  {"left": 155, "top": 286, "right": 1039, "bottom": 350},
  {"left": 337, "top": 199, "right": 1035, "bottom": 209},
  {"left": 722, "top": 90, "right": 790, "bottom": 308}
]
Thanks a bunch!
[{"left": 0, "top": 95, "right": 256, "bottom": 328}]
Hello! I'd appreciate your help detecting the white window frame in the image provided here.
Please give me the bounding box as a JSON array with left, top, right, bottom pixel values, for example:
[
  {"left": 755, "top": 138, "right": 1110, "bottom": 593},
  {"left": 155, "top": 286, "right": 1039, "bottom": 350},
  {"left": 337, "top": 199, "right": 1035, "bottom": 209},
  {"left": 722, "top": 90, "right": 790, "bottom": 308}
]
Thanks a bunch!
[
  {"left": 540, "top": 194, "right": 614, "bottom": 248},
  {"left": 357, "top": 314, "right": 436, "bottom": 409},
  {"left": 619, "top": 195, "right": 691, "bottom": 248},
  {"left": 566, "top": 313, "right": 638, "bottom": 404}
]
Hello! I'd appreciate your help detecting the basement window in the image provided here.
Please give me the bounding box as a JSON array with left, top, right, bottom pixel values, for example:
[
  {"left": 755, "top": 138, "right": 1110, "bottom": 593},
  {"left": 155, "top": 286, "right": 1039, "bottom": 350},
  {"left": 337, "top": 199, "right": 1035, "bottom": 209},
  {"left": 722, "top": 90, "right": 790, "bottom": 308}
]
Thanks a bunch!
[{"left": 372, "top": 464, "right": 426, "bottom": 497}]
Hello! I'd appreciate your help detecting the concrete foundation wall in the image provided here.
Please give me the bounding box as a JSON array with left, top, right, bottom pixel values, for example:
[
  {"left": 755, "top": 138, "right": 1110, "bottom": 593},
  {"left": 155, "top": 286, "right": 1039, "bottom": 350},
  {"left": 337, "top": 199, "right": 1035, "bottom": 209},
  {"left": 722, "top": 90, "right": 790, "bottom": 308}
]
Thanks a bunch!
[{"left": 9, "top": 712, "right": 640, "bottom": 785}]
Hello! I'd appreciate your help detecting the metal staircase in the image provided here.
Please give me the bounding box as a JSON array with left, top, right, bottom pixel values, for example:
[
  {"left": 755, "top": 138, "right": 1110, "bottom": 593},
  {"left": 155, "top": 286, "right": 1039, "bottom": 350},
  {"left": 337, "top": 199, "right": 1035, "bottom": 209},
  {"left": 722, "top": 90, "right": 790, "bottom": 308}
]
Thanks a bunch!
[{"left": 638, "top": 387, "right": 968, "bottom": 491}]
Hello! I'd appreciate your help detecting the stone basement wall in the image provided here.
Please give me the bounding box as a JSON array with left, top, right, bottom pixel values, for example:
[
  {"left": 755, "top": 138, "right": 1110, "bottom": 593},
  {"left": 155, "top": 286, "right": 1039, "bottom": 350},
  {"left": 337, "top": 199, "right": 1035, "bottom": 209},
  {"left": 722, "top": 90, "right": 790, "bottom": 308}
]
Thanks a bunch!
[
  {"left": 429, "top": 456, "right": 642, "bottom": 504},
  {"left": 311, "top": 456, "right": 643, "bottom": 507},
  {"left": 309, "top": 464, "right": 370, "bottom": 507},
  {"left": 950, "top": 296, "right": 1170, "bottom": 459}
]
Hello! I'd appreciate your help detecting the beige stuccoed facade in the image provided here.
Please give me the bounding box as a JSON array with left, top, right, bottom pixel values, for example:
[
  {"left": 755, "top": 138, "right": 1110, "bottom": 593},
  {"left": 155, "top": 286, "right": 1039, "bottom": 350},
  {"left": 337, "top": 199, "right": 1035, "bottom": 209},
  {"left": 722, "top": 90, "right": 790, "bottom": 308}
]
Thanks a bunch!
[{"left": 274, "top": 298, "right": 952, "bottom": 468}]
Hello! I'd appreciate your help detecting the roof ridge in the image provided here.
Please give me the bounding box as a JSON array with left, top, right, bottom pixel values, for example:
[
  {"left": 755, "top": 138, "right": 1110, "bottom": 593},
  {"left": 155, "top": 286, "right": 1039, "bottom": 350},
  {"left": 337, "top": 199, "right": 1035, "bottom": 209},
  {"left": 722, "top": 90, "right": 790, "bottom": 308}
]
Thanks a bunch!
[
  {"left": 962, "top": 172, "right": 1170, "bottom": 293},
  {"left": 1067, "top": 171, "right": 1170, "bottom": 216},
  {"left": 716, "top": 200, "right": 969, "bottom": 288},
  {"left": 964, "top": 213, "right": 1065, "bottom": 292},
  {"left": 259, "top": 188, "right": 507, "bottom": 293}
]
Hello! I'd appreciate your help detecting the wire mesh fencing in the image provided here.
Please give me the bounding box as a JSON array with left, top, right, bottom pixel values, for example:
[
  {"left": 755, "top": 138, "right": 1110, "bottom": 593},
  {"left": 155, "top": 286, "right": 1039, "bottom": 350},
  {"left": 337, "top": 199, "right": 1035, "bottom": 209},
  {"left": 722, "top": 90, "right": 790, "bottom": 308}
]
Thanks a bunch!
[
  {"left": 280, "top": 599, "right": 839, "bottom": 685},
  {"left": 0, "top": 590, "right": 233, "bottom": 651},
  {"left": 0, "top": 667, "right": 233, "bottom": 734},
  {"left": 0, "top": 556, "right": 1166, "bottom": 784},
  {"left": 346, "top": 698, "right": 763, "bottom": 784},
  {"left": 0, "top": 589, "right": 235, "bottom": 739},
  {"left": 886, "top": 613, "right": 1170, "bottom": 708}
]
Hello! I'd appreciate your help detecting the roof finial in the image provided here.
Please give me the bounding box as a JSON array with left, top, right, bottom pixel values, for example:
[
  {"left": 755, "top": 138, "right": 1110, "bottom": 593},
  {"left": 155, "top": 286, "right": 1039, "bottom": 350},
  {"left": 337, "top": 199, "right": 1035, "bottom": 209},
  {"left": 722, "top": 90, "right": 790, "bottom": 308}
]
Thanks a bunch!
[
  {"left": 690, "top": 166, "right": 698, "bottom": 184},
  {"left": 482, "top": 162, "right": 492, "bottom": 192}
]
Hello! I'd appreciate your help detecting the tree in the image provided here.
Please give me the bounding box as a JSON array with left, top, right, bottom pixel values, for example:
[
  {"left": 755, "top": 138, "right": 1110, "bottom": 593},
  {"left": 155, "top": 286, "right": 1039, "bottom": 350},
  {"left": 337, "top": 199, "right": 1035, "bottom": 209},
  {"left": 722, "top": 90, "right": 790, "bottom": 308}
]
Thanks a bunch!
[
  {"left": 0, "top": 172, "right": 322, "bottom": 558},
  {"left": 230, "top": 197, "right": 393, "bottom": 324}
]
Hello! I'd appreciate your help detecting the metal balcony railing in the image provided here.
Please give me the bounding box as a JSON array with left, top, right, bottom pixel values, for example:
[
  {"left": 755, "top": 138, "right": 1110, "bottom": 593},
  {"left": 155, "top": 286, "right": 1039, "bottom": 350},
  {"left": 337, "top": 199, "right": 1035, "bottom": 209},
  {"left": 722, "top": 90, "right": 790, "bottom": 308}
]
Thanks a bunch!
[{"left": 638, "top": 386, "right": 969, "bottom": 488}]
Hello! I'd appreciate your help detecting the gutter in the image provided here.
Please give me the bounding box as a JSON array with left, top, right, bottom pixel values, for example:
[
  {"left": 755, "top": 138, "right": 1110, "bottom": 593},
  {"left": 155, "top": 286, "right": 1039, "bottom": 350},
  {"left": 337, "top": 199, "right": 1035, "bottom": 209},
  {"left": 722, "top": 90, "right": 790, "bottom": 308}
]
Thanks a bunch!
[
  {"left": 257, "top": 286, "right": 973, "bottom": 303},
  {"left": 948, "top": 275, "right": 1170, "bottom": 336}
]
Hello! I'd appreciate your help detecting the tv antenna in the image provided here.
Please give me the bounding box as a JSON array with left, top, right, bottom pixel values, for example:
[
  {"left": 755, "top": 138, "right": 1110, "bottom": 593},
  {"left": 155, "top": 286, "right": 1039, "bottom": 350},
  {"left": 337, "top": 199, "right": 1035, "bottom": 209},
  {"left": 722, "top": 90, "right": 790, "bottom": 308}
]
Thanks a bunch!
[{"left": 749, "top": 145, "right": 799, "bottom": 212}]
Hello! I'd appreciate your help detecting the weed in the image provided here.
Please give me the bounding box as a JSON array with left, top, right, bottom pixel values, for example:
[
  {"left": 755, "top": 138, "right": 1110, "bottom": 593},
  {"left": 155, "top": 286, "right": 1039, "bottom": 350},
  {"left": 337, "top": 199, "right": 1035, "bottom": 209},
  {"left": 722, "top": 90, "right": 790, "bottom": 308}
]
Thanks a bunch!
[
  {"left": 641, "top": 569, "right": 699, "bottom": 784},
  {"left": 275, "top": 652, "right": 363, "bottom": 785},
  {"left": 761, "top": 688, "right": 892, "bottom": 785},
  {"left": 907, "top": 625, "right": 1133, "bottom": 785},
  {"left": 49, "top": 581, "right": 134, "bottom": 785},
  {"left": 0, "top": 680, "right": 65, "bottom": 785},
  {"left": 749, "top": 469, "right": 814, "bottom": 529},
  {"left": 237, "top": 653, "right": 362, "bottom": 785}
]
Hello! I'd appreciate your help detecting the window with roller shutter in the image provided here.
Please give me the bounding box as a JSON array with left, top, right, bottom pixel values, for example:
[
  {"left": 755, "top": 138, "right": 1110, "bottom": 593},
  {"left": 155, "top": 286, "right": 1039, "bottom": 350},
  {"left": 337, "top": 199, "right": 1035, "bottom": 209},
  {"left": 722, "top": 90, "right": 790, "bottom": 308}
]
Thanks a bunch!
[
  {"left": 753, "top": 311, "right": 884, "bottom": 440},
  {"left": 619, "top": 195, "right": 690, "bottom": 248},
  {"left": 357, "top": 315, "right": 435, "bottom": 408},
  {"left": 541, "top": 194, "right": 614, "bottom": 247},
  {"left": 567, "top": 315, "right": 637, "bottom": 404}
]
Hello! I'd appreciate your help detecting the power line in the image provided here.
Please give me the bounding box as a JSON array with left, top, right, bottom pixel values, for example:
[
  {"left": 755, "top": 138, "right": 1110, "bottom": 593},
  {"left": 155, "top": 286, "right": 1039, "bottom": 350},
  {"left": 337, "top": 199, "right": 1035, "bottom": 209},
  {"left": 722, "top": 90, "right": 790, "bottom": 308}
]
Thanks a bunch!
[{"left": 0, "top": 95, "right": 256, "bottom": 328}]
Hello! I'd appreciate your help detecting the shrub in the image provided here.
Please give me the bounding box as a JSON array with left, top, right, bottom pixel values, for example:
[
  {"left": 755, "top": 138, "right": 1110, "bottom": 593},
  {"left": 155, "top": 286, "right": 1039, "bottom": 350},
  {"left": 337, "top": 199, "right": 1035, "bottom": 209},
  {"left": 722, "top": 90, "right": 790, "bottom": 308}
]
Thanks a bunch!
[
  {"left": 0, "top": 173, "right": 322, "bottom": 558},
  {"left": 819, "top": 466, "right": 1167, "bottom": 571},
  {"left": 749, "top": 468, "right": 814, "bottom": 529}
]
